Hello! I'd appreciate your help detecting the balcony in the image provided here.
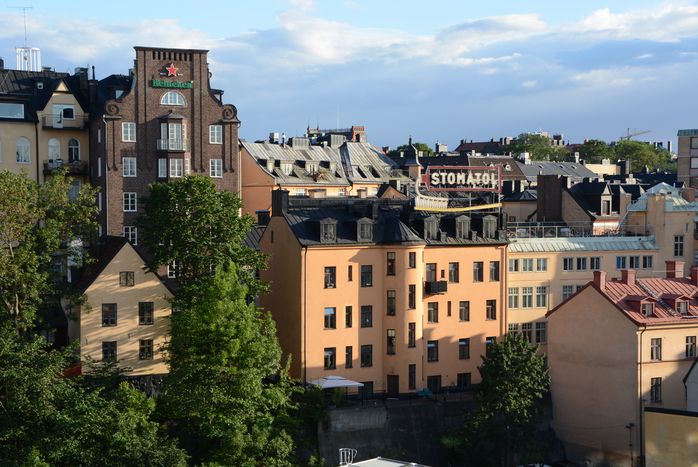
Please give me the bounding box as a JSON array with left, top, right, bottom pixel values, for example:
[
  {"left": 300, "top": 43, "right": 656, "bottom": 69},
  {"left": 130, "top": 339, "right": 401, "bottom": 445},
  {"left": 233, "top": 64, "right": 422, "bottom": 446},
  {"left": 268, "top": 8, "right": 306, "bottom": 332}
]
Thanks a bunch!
[
  {"left": 41, "top": 114, "right": 88, "bottom": 130},
  {"left": 506, "top": 221, "right": 650, "bottom": 239},
  {"left": 43, "top": 159, "right": 88, "bottom": 177},
  {"left": 425, "top": 280, "right": 448, "bottom": 295},
  {"left": 157, "top": 139, "right": 186, "bottom": 151}
]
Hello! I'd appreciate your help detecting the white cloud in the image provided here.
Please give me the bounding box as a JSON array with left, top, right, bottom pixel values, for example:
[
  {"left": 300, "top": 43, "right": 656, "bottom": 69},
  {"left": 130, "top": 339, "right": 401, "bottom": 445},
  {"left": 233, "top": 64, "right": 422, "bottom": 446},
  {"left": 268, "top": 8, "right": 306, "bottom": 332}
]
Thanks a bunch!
[
  {"left": 287, "top": 0, "right": 315, "bottom": 11},
  {"left": 636, "top": 53, "right": 653, "bottom": 60},
  {"left": 573, "top": 69, "right": 633, "bottom": 87},
  {"left": 522, "top": 80, "right": 537, "bottom": 88}
]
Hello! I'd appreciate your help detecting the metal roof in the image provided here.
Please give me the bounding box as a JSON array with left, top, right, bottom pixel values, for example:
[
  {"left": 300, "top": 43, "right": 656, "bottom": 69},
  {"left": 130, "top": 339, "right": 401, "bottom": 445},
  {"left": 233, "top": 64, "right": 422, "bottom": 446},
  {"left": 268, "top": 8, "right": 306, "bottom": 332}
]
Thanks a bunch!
[
  {"left": 508, "top": 235, "right": 658, "bottom": 253},
  {"left": 517, "top": 160, "right": 597, "bottom": 180},
  {"left": 627, "top": 183, "right": 698, "bottom": 213}
]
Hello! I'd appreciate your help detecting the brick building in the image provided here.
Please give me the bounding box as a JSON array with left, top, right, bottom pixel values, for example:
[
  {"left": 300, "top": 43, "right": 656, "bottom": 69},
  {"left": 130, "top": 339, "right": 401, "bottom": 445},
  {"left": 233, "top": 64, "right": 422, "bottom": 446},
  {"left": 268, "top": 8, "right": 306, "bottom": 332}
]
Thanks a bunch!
[{"left": 90, "top": 46, "right": 240, "bottom": 240}]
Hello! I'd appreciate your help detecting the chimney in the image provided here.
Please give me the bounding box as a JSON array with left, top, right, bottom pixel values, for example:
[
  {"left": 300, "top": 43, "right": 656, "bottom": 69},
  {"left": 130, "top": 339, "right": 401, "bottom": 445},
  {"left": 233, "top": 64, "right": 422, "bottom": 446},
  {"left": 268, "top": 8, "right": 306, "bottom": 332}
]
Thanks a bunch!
[
  {"left": 0, "top": 57, "right": 4, "bottom": 70},
  {"left": 691, "top": 266, "right": 698, "bottom": 286},
  {"left": 681, "top": 187, "right": 696, "bottom": 202},
  {"left": 357, "top": 189, "right": 367, "bottom": 199},
  {"left": 666, "top": 260, "right": 685, "bottom": 279},
  {"left": 621, "top": 269, "right": 636, "bottom": 286},
  {"left": 256, "top": 210, "right": 270, "bottom": 226},
  {"left": 271, "top": 190, "right": 289, "bottom": 216},
  {"left": 593, "top": 270, "right": 607, "bottom": 290}
]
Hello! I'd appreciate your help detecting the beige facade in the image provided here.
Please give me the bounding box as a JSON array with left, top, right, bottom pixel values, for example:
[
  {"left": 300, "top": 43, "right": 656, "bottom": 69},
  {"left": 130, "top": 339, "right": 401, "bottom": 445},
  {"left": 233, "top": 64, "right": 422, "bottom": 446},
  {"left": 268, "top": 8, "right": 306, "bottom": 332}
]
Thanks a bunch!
[
  {"left": 644, "top": 408, "right": 698, "bottom": 467},
  {"left": 75, "top": 239, "right": 172, "bottom": 376}
]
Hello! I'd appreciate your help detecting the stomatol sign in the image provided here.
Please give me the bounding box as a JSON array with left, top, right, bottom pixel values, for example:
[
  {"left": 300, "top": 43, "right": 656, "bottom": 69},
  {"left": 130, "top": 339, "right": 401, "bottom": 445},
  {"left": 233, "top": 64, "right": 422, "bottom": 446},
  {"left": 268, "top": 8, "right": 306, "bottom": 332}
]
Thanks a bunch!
[{"left": 422, "top": 165, "right": 502, "bottom": 193}]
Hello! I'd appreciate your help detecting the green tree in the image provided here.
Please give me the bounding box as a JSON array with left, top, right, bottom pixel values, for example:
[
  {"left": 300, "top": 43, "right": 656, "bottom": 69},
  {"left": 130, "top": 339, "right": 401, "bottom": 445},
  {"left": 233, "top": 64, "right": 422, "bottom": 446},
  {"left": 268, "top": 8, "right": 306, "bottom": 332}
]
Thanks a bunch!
[
  {"left": 613, "top": 140, "right": 676, "bottom": 172},
  {"left": 509, "top": 133, "right": 569, "bottom": 161},
  {"left": 388, "top": 142, "right": 434, "bottom": 158},
  {"left": 0, "top": 170, "right": 98, "bottom": 333},
  {"left": 443, "top": 333, "right": 550, "bottom": 466},
  {"left": 137, "top": 175, "right": 266, "bottom": 299},
  {"left": 158, "top": 262, "right": 296, "bottom": 466},
  {"left": 575, "top": 139, "right": 614, "bottom": 164}
]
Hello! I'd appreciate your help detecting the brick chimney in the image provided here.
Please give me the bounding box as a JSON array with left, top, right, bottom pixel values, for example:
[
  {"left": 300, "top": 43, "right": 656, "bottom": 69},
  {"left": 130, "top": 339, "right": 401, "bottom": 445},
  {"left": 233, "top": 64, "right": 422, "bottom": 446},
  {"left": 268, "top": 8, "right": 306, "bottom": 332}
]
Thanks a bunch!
[
  {"left": 271, "top": 189, "right": 289, "bottom": 216},
  {"left": 593, "top": 270, "right": 607, "bottom": 290},
  {"left": 691, "top": 266, "right": 698, "bottom": 286},
  {"left": 666, "top": 260, "right": 685, "bottom": 279},
  {"left": 621, "top": 269, "right": 636, "bottom": 286}
]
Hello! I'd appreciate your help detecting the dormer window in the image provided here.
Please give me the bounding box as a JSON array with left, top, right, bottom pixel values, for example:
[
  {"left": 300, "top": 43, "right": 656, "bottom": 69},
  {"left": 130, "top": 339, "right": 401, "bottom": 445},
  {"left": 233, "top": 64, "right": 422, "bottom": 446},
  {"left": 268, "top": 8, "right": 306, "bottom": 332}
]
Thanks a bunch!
[
  {"left": 306, "top": 162, "right": 319, "bottom": 174},
  {"left": 320, "top": 219, "right": 337, "bottom": 244},
  {"left": 455, "top": 215, "right": 471, "bottom": 240},
  {"left": 424, "top": 217, "right": 439, "bottom": 240},
  {"left": 642, "top": 302, "right": 654, "bottom": 317},
  {"left": 677, "top": 300, "right": 688, "bottom": 315},
  {"left": 483, "top": 215, "right": 497, "bottom": 239},
  {"left": 280, "top": 162, "right": 293, "bottom": 175},
  {"left": 265, "top": 158, "right": 275, "bottom": 172},
  {"left": 357, "top": 219, "right": 373, "bottom": 242}
]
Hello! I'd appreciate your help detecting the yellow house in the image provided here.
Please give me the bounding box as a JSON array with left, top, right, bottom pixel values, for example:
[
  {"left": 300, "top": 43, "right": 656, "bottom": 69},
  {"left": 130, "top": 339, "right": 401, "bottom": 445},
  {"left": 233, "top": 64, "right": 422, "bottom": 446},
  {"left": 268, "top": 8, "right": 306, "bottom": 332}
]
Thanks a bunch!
[
  {"left": 547, "top": 262, "right": 698, "bottom": 466},
  {"left": 73, "top": 237, "right": 172, "bottom": 376},
  {"left": 644, "top": 407, "right": 698, "bottom": 467}
]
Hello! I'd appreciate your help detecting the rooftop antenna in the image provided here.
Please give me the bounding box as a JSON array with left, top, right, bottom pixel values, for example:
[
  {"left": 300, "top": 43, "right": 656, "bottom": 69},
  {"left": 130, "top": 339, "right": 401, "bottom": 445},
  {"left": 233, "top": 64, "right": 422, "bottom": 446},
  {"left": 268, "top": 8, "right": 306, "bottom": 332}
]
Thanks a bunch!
[
  {"left": 9, "top": 6, "right": 32, "bottom": 47},
  {"left": 10, "top": 6, "right": 40, "bottom": 71}
]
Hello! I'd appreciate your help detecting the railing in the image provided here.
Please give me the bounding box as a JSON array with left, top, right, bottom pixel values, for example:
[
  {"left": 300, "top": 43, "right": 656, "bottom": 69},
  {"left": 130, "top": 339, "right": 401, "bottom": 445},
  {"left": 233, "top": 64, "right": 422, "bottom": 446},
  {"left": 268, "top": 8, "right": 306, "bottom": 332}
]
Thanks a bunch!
[
  {"left": 506, "top": 221, "right": 651, "bottom": 239},
  {"left": 41, "top": 114, "right": 88, "bottom": 129},
  {"left": 43, "top": 159, "right": 88, "bottom": 176},
  {"left": 157, "top": 139, "right": 186, "bottom": 151}
]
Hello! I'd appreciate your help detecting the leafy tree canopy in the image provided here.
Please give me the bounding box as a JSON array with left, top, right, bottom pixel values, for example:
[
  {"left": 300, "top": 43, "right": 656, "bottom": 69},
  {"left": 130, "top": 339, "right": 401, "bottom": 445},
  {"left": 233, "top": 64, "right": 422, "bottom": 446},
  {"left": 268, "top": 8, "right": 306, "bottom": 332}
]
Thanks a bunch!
[
  {"left": 575, "top": 139, "right": 614, "bottom": 164},
  {"left": 613, "top": 140, "right": 675, "bottom": 172},
  {"left": 387, "top": 142, "right": 434, "bottom": 158},
  {"left": 508, "top": 133, "right": 569, "bottom": 162}
]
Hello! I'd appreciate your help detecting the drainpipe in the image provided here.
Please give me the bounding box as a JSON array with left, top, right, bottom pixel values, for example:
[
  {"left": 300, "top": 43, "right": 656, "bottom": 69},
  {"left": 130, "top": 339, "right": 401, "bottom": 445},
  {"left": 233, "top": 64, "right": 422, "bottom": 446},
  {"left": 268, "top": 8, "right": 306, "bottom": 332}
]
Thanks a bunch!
[
  {"left": 638, "top": 324, "right": 647, "bottom": 466},
  {"left": 35, "top": 121, "right": 40, "bottom": 183},
  {"left": 102, "top": 116, "right": 108, "bottom": 236},
  {"left": 302, "top": 245, "right": 308, "bottom": 384}
]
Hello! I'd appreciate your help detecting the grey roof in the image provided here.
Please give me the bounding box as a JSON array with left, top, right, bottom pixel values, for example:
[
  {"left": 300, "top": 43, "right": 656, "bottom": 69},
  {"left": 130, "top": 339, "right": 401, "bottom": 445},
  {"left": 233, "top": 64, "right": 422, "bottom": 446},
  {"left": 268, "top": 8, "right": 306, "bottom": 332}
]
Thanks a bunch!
[
  {"left": 467, "top": 155, "right": 527, "bottom": 180},
  {"left": 504, "top": 189, "right": 537, "bottom": 201},
  {"left": 627, "top": 182, "right": 698, "bottom": 213},
  {"left": 509, "top": 235, "right": 658, "bottom": 253},
  {"left": 349, "top": 457, "right": 430, "bottom": 467},
  {"left": 517, "top": 160, "right": 597, "bottom": 181},
  {"left": 341, "top": 142, "right": 406, "bottom": 184},
  {"left": 244, "top": 226, "right": 265, "bottom": 251}
]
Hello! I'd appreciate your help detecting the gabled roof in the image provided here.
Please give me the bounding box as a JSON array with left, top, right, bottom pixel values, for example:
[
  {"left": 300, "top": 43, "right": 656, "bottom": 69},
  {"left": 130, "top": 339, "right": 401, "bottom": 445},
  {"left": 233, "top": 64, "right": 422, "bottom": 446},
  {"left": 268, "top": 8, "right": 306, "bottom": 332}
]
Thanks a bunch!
[
  {"left": 627, "top": 183, "right": 698, "bottom": 213},
  {"left": 518, "top": 160, "right": 597, "bottom": 180},
  {"left": 509, "top": 235, "right": 657, "bottom": 253}
]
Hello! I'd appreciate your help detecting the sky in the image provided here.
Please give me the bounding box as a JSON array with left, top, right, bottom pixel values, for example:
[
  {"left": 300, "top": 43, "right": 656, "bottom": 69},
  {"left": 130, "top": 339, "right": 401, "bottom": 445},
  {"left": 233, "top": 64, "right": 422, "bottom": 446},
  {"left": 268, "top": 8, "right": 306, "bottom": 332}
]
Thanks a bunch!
[{"left": 1, "top": 0, "right": 697, "bottom": 150}]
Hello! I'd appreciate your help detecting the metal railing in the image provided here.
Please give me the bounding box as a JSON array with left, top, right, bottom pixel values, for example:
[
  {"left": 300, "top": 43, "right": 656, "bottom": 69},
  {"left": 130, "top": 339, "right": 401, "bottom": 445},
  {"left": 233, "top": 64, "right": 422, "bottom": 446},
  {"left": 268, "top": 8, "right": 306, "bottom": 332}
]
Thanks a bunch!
[
  {"left": 157, "top": 138, "right": 186, "bottom": 151},
  {"left": 506, "top": 221, "right": 651, "bottom": 239},
  {"left": 41, "top": 114, "right": 88, "bottom": 129}
]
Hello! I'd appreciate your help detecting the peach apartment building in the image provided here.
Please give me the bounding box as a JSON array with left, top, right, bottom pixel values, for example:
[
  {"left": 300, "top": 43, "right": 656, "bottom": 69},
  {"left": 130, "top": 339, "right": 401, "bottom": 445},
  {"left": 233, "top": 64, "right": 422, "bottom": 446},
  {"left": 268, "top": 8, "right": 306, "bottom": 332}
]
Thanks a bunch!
[
  {"left": 259, "top": 191, "right": 506, "bottom": 395},
  {"left": 547, "top": 262, "right": 698, "bottom": 466}
]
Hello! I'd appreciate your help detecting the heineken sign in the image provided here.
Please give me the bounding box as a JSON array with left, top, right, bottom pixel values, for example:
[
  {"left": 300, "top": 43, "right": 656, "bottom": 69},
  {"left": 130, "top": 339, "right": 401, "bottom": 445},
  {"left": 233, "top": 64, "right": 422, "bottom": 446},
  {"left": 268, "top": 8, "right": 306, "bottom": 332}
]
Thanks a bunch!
[
  {"left": 151, "top": 79, "right": 193, "bottom": 89},
  {"left": 422, "top": 165, "right": 501, "bottom": 192}
]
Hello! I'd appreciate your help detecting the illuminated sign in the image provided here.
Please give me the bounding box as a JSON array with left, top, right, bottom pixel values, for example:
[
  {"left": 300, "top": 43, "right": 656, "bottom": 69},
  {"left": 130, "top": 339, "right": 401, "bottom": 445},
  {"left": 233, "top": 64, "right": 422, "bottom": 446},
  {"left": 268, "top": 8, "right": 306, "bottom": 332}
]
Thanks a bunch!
[
  {"left": 422, "top": 165, "right": 501, "bottom": 192},
  {"left": 151, "top": 79, "right": 193, "bottom": 89}
]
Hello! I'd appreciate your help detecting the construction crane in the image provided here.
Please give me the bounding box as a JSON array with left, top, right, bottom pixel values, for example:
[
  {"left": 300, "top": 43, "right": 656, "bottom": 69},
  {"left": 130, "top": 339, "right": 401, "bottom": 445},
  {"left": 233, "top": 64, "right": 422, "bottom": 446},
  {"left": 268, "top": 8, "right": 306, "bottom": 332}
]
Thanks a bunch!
[{"left": 619, "top": 128, "right": 650, "bottom": 141}]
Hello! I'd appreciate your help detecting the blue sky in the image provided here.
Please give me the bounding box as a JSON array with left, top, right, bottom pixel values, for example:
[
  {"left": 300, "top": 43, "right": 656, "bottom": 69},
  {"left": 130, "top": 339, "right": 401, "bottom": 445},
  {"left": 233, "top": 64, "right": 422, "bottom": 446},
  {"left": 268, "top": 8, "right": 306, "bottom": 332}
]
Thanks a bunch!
[{"left": 1, "top": 0, "right": 697, "bottom": 150}]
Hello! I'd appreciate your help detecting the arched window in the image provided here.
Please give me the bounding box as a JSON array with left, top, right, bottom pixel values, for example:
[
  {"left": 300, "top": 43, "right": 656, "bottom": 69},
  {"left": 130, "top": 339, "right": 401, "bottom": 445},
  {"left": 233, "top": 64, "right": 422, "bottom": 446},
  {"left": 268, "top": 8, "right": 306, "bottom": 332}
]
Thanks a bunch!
[
  {"left": 160, "top": 91, "right": 185, "bottom": 106},
  {"left": 16, "top": 137, "right": 30, "bottom": 163},
  {"left": 68, "top": 138, "right": 80, "bottom": 162},
  {"left": 48, "top": 138, "right": 60, "bottom": 160}
]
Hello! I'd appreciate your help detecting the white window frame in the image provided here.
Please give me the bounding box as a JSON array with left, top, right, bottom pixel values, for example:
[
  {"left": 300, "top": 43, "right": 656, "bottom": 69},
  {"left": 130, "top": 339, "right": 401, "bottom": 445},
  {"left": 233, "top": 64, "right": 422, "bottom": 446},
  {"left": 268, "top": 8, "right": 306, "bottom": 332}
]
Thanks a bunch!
[
  {"left": 123, "top": 192, "right": 137, "bottom": 212},
  {"left": 158, "top": 159, "right": 167, "bottom": 178},
  {"left": 508, "top": 287, "right": 519, "bottom": 309},
  {"left": 48, "top": 138, "right": 60, "bottom": 160},
  {"left": 170, "top": 159, "right": 183, "bottom": 178},
  {"left": 209, "top": 124, "right": 223, "bottom": 144},
  {"left": 122, "top": 157, "right": 137, "bottom": 177},
  {"left": 160, "top": 91, "right": 185, "bottom": 106},
  {"left": 123, "top": 226, "right": 138, "bottom": 245},
  {"left": 522, "top": 287, "right": 533, "bottom": 308},
  {"left": 16, "top": 137, "right": 30, "bottom": 164},
  {"left": 210, "top": 159, "right": 223, "bottom": 178},
  {"left": 122, "top": 122, "right": 136, "bottom": 142}
]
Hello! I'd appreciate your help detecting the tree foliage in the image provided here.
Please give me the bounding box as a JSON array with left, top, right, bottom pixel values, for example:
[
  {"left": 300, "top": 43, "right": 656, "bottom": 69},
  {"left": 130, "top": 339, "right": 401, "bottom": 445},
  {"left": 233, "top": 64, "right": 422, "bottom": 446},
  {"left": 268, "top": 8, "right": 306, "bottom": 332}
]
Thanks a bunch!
[
  {"left": 613, "top": 140, "right": 675, "bottom": 172},
  {"left": 575, "top": 139, "right": 614, "bottom": 164},
  {"left": 158, "top": 262, "right": 296, "bottom": 466},
  {"left": 508, "top": 133, "right": 569, "bottom": 162},
  {"left": 443, "top": 333, "right": 550, "bottom": 466},
  {"left": 387, "top": 142, "right": 434, "bottom": 158},
  {"left": 0, "top": 170, "right": 98, "bottom": 333}
]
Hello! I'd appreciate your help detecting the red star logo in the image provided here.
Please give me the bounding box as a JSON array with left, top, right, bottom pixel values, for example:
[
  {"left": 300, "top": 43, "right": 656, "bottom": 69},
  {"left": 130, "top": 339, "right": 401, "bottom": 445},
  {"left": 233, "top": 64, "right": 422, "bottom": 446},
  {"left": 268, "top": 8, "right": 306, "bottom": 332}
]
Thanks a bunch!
[{"left": 165, "top": 63, "right": 178, "bottom": 77}]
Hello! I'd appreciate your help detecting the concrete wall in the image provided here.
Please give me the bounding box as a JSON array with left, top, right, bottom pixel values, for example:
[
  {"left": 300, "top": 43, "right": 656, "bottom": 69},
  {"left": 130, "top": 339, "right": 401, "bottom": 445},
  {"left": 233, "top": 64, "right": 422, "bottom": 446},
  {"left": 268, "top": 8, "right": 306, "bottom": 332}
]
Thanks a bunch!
[{"left": 645, "top": 408, "right": 698, "bottom": 467}]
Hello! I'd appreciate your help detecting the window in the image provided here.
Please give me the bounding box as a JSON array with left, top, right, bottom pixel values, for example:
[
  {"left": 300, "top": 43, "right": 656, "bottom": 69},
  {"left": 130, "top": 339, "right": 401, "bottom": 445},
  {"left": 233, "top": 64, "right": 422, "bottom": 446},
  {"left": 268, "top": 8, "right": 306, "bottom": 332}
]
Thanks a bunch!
[
  {"left": 324, "top": 307, "right": 336, "bottom": 329},
  {"left": 535, "top": 286, "right": 548, "bottom": 308},
  {"left": 387, "top": 329, "right": 396, "bottom": 355},
  {"left": 409, "top": 364, "right": 416, "bottom": 390},
  {"left": 387, "top": 252, "right": 396, "bottom": 276},
  {"left": 360, "top": 265, "right": 373, "bottom": 287},
  {"left": 675, "top": 235, "right": 685, "bottom": 257},
  {"left": 591, "top": 257, "right": 601, "bottom": 270},
  {"left": 122, "top": 122, "right": 136, "bottom": 142},
  {"left": 536, "top": 258, "right": 548, "bottom": 272},
  {"left": 643, "top": 255, "right": 653, "bottom": 269},
  {"left": 651, "top": 338, "right": 662, "bottom": 361},
  {"left": 473, "top": 262, "right": 483, "bottom": 282},
  {"left": 562, "top": 285, "right": 574, "bottom": 300},
  {"left": 139, "top": 339, "right": 154, "bottom": 360},
  {"left": 628, "top": 255, "right": 640, "bottom": 269},
  {"left": 348, "top": 265, "right": 353, "bottom": 282},
  {"left": 457, "top": 373, "right": 471, "bottom": 389},
  {"left": 123, "top": 192, "right": 137, "bottom": 212},
  {"left": 160, "top": 91, "right": 185, "bottom": 106},
  {"left": 324, "top": 266, "right": 336, "bottom": 288},
  {"left": 209, "top": 124, "right": 223, "bottom": 144},
  {"left": 324, "top": 347, "right": 336, "bottom": 369},
  {"left": 102, "top": 341, "right": 117, "bottom": 362},
  {"left": 158, "top": 158, "right": 167, "bottom": 178},
  {"left": 68, "top": 180, "right": 80, "bottom": 202},
  {"left": 210, "top": 159, "right": 223, "bottom": 178},
  {"left": 122, "top": 157, "right": 136, "bottom": 177},
  {"left": 642, "top": 302, "right": 654, "bottom": 317},
  {"left": 522, "top": 287, "right": 533, "bottom": 308},
  {"left": 139, "top": 302, "right": 154, "bottom": 325},
  {"left": 459, "top": 301, "right": 470, "bottom": 321},
  {"left": 459, "top": 338, "right": 470, "bottom": 360},
  {"left": 119, "top": 271, "right": 134, "bottom": 287},
  {"left": 522, "top": 323, "right": 533, "bottom": 343},
  {"left": 47, "top": 139, "right": 60, "bottom": 162},
  {"left": 427, "top": 375, "right": 441, "bottom": 393},
  {"left": 321, "top": 222, "right": 336, "bottom": 243},
  {"left": 508, "top": 323, "right": 520, "bottom": 334},
  {"left": 167, "top": 260, "right": 182, "bottom": 279},
  {"left": 448, "top": 262, "right": 460, "bottom": 283},
  {"left": 687, "top": 336, "right": 696, "bottom": 358},
  {"left": 170, "top": 159, "right": 183, "bottom": 177},
  {"left": 426, "top": 263, "right": 437, "bottom": 282},
  {"left": 428, "top": 302, "right": 439, "bottom": 323},
  {"left": 677, "top": 301, "right": 689, "bottom": 315},
  {"left": 16, "top": 137, "right": 30, "bottom": 163},
  {"left": 68, "top": 138, "right": 80, "bottom": 162},
  {"left": 123, "top": 226, "right": 137, "bottom": 245},
  {"left": 522, "top": 258, "right": 534, "bottom": 272},
  {"left": 408, "top": 284, "right": 416, "bottom": 309},
  {"left": 101, "top": 304, "right": 117, "bottom": 326},
  {"left": 506, "top": 288, "right": 519, "bottom": 309},
  {"left": 387, "top": 290, "right": 396, "bottom": 316},
  {"left": 576, "top": 257, "right": 588, "bottom": 271},
  {"left": 345, "top": 306, "right": 352, "bottom": 328},
  {"left": 0, "top": 102, "right": 24, "bottom": 118},
  {"left": 486, "top": 300, "right": 497, "bottom": 320},
  {"left": 361, "top": 305, "right": 373, "bottom": 328},
  {"left": 408, "top": 322, "right": 416, "bottom": 348},
  {"left": 427, "top": 340, "right": 439, "bottom": 362},
  {"left": 485, "top": 337, "right": 496, "bottom": 356},
  {"left": 563, "top": 257, "right": 574, "bottom": 271},
  {"left": 456, "top": 216, "right": 470, "bottom": 239},
  {"left": 489, "top": 261, "right": 500, "bottom": 281},
  {"left": 358, "top": 221, "right": 373, "bottom": 241},
  {"left": 345, "top": 346, "right": 353, "bottom": 368},
  {"left": 409, "top": 252, "right": 416, "bottom": 268},
  {"left": 508, "top": 259, "right": 519, "bottom": 272},
  {"left": 650, "top": 377, "right": 662, "bottom": 403},
  {"left": 616, "top": 256, "right": 627, "bottom": 269},
  {"left": 536, "top": 322, "right": 547, "bottom": 344},
  {"left": 360, "top": 344, "right": 373, "bottom": 367}
]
